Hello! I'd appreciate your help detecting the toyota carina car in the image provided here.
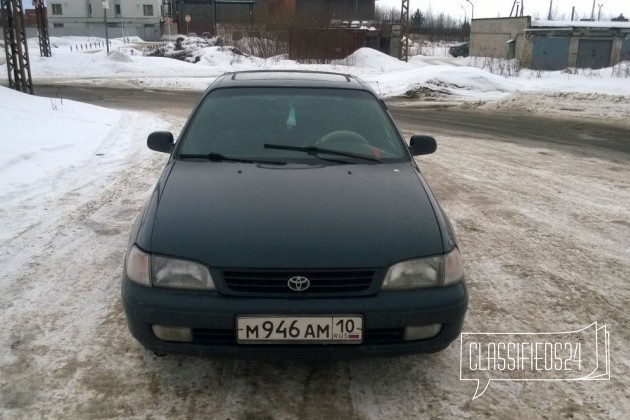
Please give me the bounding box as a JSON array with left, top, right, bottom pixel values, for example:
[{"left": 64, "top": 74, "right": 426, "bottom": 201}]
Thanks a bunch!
[{"left": 122, "top": 70, "right": 468, "bottom": 358}]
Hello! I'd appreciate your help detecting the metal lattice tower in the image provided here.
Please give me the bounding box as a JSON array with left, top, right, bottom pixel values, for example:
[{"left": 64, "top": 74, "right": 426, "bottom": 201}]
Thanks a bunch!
[
  {"left": 510, "top": 0, "right": 525, "bottom": 17},
  {"left": 1, "top": 0, "right": 33, "bottom": 94},
  {"left": 34, "top": 0, "right": 51, "bottom": 57},
  {"left": 399, "top": 0, "right": 409, "bottom": 62}
]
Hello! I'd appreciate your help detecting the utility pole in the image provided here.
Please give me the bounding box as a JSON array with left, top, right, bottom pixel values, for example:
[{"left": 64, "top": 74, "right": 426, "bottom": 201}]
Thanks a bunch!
[
  {"left": 597, "top": 4, "right": 603, "bottom": 21},
  {"left": 399, "top": 0, "right": 409, "bottom": 62},
  {"left": 571, "top": 6, "right": 575, "bottom": 21},
  {"left": 510, "top": 1, "right": 525, "bottom": 18},
  {"left": 1, "top": 0, "right": 33, "bottom": 94},
  {"left": 33, "top": 0, "right": 51, "bottom": 57},
  {"left": 103, "top": 1, "right": 110, "bottom": 54},
  {"left": 213, "top": 0, "right": 217, "bottom": 36},
  {"left": 591, "top": 0, "right": 596, "bottom": 20},
  {"left": 548, "top": 0, "right": 553, "bottom": 20}
]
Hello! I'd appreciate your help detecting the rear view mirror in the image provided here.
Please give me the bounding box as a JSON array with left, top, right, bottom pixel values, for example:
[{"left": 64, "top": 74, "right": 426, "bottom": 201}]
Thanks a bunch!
[
  {"left": 148, "top": 131, "right": 174, "bottom": 154},
  {"left": 409, "top": 135, "right": 437, "bottom": 156}
]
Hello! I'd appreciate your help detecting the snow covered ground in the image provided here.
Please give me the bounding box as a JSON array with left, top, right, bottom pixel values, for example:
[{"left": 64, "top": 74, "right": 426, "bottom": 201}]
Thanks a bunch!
[{"left": 1, "top": 36, "right": 630, "bottom": 417}]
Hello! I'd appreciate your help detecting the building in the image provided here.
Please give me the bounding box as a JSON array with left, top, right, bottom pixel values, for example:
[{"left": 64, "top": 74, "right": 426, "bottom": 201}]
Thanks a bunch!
[
  {"left": 470, "top": 17, "right": 630, "bottom": 70},
  {"left": 38, "top": 1, "right": 376, "bottom": 41},
  {"left": 46, "top": 0, "right": 163, "bottom": 40},
  {"left": 173, "top": 0, "right": 376, "bottom": 36}
]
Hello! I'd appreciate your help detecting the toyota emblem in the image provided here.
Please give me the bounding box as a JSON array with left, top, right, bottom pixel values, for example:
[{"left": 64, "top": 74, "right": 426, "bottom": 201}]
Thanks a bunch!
[{"left": 287, "top": 276, "right": 310, "bottom": 292}]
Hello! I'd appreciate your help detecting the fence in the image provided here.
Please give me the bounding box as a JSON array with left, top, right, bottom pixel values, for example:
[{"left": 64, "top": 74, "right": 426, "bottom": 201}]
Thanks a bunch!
[{"left": 289, "top": 28, "right": 378, "bottom": 61}]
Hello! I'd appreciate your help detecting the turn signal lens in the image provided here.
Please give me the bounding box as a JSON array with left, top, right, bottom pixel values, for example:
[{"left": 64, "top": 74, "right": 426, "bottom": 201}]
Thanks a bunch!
[
  {"left": 125, "top": 245, "right": 151, "bottom": 286},
  {"left": 444, "top": 248, "right": 465, "bottom": 285}
]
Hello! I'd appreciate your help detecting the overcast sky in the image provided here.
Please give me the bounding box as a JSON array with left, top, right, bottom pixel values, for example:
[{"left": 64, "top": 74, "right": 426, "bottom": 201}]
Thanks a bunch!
[{"left": 378, "top": 0, "right": 630, "bottom": 21}]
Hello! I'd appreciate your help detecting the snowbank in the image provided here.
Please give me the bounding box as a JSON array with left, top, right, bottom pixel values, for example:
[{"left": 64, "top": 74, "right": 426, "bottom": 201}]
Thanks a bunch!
[
  {"left": 334, "top": 47, "right": 413, "bottom": 71},
  {"left": 0, "top": 86, "right": 120, "bottom": 205},
  {"left": 0, "top": 86, "right": 168, "bottom": 241},
  {"left": 198, "top": 46, "right": 265, "bottom": 67}
]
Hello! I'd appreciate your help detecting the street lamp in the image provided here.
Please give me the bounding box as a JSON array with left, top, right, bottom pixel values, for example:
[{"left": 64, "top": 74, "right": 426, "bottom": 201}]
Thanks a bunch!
[
  {"left": 466, "top": 0, "right": 475, "bottom": 20},
  {"left": 461, "top": 5, "right": 468, "bottom": 23}
]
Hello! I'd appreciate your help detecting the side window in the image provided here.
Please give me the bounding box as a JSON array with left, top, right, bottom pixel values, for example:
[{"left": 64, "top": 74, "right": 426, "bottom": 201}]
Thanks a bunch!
[{"left": 51, "top": 3, "right": 62, "bottom": 15}]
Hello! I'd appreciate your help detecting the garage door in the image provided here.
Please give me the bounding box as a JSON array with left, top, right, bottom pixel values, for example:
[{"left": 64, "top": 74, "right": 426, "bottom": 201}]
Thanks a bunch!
[
  {"left": 621, "top": 38, "right": 630, "bottom": 61},
  {"left": 531, "top": 37, "right": 570, "bottom": 70},
  {"left": 576, "top": 39, "right": 613, "bottom": 69}
]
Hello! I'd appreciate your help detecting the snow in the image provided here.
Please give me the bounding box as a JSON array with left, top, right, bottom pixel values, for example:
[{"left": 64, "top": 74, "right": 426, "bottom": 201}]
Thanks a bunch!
[
  {"left": 531, "top": 19, "right": 630, "bottom": 28},
  {"left": 5, "top": 36, "right": 628, "bottom": 123},
  {"left": 0, "top": 85, "right": 168, "bottom": 243},
  {"left": 0, "top": 87, "right": 117, "bottom": 212}
]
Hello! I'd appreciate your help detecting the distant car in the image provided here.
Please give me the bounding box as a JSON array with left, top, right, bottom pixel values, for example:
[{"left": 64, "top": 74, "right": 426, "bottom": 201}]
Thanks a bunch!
[
  {"left": 449, "top": 42, "right": 469, "bottom": 57},
  {"left": 121, "top": 70, "right": 468, "bottom": 358},
  {"left": 188, "top": 32, "right": 197, "bottom": 37},
  {"left": 200, "top": 32, "right": 212, "bottom": 39}
]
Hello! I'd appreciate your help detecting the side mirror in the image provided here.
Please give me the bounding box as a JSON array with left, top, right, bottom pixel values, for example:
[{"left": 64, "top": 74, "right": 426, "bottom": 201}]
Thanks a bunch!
[
  {"left": 147, "top": 131, "right": 174, "bottom": 154},
  {"left": 409, "top": 135, "right": 437, "bottom": 156}
]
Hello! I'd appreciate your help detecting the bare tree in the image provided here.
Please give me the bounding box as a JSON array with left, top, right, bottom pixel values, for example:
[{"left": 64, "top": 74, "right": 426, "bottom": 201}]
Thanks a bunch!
[{"left": 375, "top": 4, "right": 400, "bottom": 21}]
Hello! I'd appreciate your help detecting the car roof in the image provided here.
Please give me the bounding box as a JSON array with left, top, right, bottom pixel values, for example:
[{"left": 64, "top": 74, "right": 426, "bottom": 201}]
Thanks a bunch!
[{"left": 208, "top": 70, "right": 373, "bottom": 91}]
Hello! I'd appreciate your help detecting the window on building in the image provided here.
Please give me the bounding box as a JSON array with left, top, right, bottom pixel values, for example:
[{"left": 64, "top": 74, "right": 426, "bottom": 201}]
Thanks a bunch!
[
  {"left": 115, "top": 4, "right": 121, "bottom": 16},
  {"left": 143, "top": 4, "right": 154, "bottom": 16},
  {"left": 51, "top": 3, "right": 63, "bottom": 15},
  {"left": 53, "top": 23, "right": 64, "bottom": 28}
]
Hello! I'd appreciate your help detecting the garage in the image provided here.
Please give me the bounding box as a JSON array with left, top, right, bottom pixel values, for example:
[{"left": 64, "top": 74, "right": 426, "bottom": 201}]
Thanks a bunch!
[
  {"left": 531, "top": 36, "right": 571, "bottom": 70},
  {"left": 622, "top": 37, "right": 630, "bottom": 61},
  {"left": 470, "top": 17, "right": 630, "bottom": 70},
  {"left": 576, "top": 39, "right": 613, "bottom": 69}
]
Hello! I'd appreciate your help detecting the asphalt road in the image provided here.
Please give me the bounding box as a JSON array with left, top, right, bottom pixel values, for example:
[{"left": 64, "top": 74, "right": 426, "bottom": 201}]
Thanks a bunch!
[{"left": 34, "top": 85, "right": 630, "bottom": 156}]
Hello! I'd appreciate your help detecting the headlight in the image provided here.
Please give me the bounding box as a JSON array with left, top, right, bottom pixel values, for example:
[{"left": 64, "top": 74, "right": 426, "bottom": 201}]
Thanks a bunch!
[
  {"left": 151, "top": 254, "right": 215, "bottom": 290},
  {"left": 382, "top": 248, "right": 464, "bottom": 289},
  {"left": 124, "top": 245, "right": 215, "bottom": 290}
]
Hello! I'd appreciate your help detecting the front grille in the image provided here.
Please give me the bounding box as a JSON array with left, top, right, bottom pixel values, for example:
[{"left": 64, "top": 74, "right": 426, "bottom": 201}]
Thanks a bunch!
[
  {"left": 193, "top": 328, "right": 405, "bottom": 346},
  {"left": 222, "top": 269, "right": 375, "bottom": 295}
]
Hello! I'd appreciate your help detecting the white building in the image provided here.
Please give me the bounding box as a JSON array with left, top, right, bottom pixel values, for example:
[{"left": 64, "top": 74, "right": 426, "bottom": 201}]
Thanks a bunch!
[{"left": 46, "top": 0, "right": 163, "bottom": 40}]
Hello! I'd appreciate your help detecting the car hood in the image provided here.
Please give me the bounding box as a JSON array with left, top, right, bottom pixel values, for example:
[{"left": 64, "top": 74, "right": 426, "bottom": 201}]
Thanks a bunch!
[{"left": 149, "top": 161, "right": 443, "bottom": 268}]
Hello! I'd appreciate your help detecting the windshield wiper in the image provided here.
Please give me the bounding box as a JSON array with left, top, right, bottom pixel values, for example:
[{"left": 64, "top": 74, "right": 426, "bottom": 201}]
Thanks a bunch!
[
  {"left": 263, "top": 144, "right": 381, "bottom": 164},
  {"left": 178, "top": 152, "right": 286, "bottom": 165}
]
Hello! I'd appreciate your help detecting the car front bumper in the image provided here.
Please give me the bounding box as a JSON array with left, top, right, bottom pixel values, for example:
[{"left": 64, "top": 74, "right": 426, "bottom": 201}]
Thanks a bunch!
[{"left": 121, "top": 277, "right": 468, "bottom": 359}]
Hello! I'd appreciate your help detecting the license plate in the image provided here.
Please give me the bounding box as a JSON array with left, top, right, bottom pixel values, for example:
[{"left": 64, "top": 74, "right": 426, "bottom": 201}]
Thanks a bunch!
[{"left": 236, "top": 315, "right": 363, "bottom": 344}]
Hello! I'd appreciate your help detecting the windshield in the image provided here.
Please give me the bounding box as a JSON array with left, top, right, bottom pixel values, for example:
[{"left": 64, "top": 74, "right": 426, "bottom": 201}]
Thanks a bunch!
[{"left": 177, "top": 87, "right": 408, "bottom": 164}]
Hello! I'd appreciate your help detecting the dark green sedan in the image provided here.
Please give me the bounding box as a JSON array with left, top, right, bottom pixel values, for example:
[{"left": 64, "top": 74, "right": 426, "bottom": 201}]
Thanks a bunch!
[{"left": 122, "top": 70, "right": 468, "bottom": 358}]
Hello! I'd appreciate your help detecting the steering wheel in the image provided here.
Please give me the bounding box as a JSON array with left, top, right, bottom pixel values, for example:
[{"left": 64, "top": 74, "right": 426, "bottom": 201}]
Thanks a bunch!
[{"left": 315, "top": 130, "right": 370, "bottom": 147}]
